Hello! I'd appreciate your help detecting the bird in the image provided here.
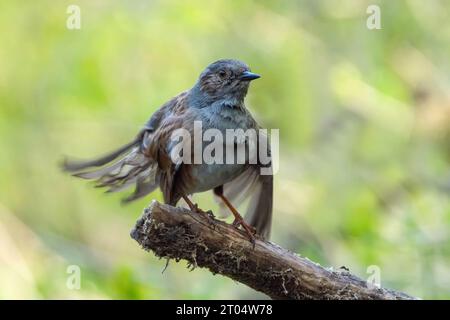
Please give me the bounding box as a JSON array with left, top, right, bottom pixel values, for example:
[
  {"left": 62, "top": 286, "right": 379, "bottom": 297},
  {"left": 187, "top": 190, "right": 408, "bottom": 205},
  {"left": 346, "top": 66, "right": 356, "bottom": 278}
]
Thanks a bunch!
[{"left": 62, "top": 59, "right": 273, "bottom": 241}]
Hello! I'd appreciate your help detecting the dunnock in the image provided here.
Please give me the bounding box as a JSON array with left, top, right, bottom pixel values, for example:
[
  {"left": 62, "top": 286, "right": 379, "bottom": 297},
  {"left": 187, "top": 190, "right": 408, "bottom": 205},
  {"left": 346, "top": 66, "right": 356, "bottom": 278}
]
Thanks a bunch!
[{"left": 63, "top": 59, "right": 273, "bottom": 241}]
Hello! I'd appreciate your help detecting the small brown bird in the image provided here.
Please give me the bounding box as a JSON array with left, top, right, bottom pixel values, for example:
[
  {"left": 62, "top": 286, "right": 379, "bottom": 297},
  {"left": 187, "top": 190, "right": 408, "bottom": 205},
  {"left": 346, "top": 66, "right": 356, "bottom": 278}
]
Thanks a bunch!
[{"left": 63, "top": 59, "right": 273, "bottom": 241}]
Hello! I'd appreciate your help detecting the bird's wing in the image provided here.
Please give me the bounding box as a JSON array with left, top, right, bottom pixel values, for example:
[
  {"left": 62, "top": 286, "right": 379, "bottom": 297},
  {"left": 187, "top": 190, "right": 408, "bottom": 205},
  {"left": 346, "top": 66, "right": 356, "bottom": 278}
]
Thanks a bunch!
[
  {"left": 243, "top": 169, "right": 273, "bottom": 239},
  {"left": 62, "top": 92, "right": 190, "bottom": 204},
  {"left": 141, "top": 92, "right": 195, "bottom": 204},
  {"left": 214, "top": 166, "right": 273, "bottom": 239},
  {"left": 214, "top": 132, "right": 273, "bottom": 239}
]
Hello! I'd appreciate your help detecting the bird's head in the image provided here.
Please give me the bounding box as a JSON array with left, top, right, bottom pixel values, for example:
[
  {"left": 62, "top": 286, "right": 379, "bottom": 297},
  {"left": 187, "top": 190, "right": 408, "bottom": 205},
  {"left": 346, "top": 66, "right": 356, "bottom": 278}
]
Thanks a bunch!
[{"left": 195, "top": 59, "right": 260, "bottom": 105}]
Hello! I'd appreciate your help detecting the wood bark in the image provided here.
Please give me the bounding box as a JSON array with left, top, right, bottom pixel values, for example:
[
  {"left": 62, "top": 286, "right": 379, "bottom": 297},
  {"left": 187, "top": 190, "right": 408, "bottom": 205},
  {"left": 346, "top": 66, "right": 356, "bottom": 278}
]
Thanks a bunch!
[{"left": 131, "top": 201, "right": 416, "bottom": 300}]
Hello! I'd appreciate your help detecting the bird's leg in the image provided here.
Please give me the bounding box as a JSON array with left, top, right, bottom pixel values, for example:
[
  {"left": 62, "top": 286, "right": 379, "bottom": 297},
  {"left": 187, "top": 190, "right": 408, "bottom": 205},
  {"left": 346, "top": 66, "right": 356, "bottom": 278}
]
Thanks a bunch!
[
  {"left": 213, "top": 186, "right": 256, "bottom": 241},
  {"left": 182, "top": 195, "right": 215, "bottom": 220},
  {"left": 218, "top": 194, "right": 256, "bottom": 243},
  {"left": 182, "top": 195, "right": 205, "bottom": 213}
]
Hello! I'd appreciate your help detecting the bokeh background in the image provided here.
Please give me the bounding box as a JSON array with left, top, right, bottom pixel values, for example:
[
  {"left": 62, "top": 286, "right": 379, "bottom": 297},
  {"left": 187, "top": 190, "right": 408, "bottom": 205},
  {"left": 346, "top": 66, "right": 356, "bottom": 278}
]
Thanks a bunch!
[{"left": 0, "top": 0, "right": 449, "bottom": 299}]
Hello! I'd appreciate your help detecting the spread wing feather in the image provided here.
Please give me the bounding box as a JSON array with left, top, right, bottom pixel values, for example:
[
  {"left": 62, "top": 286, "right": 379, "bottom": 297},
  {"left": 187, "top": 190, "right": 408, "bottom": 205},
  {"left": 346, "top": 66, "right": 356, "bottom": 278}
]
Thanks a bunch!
[
  {"left": 214, "top": 166, "right": 273, "bottom": 239},
  {"left": 62, "top": 92, "right": 189, "bottom": 204},
  {"left": 213, "top": 129, "right": 274, "bottom": 239}
]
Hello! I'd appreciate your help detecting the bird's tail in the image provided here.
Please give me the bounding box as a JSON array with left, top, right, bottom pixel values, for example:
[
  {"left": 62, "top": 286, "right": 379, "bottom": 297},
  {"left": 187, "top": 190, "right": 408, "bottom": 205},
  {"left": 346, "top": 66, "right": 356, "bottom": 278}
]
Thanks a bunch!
[{"left": 62, "top": 135, "right": 159, "bottom": 203}]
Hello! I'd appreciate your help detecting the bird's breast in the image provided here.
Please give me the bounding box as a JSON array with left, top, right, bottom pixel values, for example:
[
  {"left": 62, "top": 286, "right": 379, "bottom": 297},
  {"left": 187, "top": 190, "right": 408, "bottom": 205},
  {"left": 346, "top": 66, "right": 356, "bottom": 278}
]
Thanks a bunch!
[
  {"left": 189, "top": 162, "right": 246, "bottom": 193},
  {"left": 170, "top": 102, "right": 257, "bottom": 194}
]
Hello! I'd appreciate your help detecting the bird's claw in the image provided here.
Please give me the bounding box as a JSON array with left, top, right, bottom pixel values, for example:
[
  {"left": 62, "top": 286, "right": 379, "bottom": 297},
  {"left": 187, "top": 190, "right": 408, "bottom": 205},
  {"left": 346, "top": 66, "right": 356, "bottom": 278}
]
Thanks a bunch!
[
  {"left": 191, "top": 204, "right": 216, "bottom": 226},
  {"left": 232, "top": 218, "right": 257, "bottom": 245},
  {"left": 206, "top": 210, "right": 215, "bottom": 219},
  {"left": 191, "top": 203, "right": 205, "bottom": 213},
  {"left": 204, "top": 210, "right": 217, "bottom": 227}
]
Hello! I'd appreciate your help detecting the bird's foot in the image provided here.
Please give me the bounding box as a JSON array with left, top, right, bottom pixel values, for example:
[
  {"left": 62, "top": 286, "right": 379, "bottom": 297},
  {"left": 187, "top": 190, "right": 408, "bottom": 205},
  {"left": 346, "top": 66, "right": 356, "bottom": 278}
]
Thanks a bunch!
[
  {"left": 232, "top": 217, "right": 256, "bottom": 245},
  {"left": 183, "top": 196, "right": 206, "bottom": 214},
  {"left": 195, "top": 206, "right": 216, "bottom": 226},
  {"left": 192, "top": 204, "right": 215, "bottom": 219},
  {"left": 191, "top": 203, "right": 205, "bottom": 213},
  {"left": 183, "top": 197, "right": 216, "bottom": 225}
]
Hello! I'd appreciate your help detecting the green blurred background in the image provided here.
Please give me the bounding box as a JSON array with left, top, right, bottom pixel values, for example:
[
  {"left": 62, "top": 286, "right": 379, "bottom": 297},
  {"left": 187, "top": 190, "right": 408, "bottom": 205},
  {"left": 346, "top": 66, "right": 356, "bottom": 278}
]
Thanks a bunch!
[{"left": 0, "top": 0, "right": 449, "bottom": 299}]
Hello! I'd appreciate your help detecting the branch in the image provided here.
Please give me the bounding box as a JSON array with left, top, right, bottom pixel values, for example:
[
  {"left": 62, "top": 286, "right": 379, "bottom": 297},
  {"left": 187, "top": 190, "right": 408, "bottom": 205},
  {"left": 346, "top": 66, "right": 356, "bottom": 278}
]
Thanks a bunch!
[{"left": 130, "top": 201, "right": 416, "bottom": 300}]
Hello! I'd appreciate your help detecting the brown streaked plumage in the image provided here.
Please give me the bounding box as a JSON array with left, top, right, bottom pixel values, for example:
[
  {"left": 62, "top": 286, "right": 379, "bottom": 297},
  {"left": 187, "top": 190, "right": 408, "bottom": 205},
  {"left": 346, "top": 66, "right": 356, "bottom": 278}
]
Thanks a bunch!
[{"left": 63, "top": 59, "right": 273, "bottom": 241}]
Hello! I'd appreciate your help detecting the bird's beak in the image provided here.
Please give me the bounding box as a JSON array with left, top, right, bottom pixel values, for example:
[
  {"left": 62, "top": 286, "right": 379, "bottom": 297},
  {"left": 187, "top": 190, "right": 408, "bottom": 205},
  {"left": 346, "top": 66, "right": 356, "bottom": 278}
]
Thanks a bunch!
[{"left": 239, "top": 71, "right": 261, "bottom": 81}]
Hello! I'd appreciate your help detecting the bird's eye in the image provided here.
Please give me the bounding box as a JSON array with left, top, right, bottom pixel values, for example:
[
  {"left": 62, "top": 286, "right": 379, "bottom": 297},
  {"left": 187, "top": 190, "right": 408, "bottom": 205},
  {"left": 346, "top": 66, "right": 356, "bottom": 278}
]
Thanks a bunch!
[{"left": 218, "top": 70, "right": 226, "bottom": 78}]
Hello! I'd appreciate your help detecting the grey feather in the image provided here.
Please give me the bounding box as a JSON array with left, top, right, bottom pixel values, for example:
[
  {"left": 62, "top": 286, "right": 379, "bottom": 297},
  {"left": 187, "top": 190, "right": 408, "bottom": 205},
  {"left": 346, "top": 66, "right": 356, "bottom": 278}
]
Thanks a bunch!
[
  {"left": 63, "top": 135, "right": 160, "bottom": 203},
  {"left": 73, "top": 157, "right": 129, "bottom": 180},
  {"left": 213, "top": 166, "right": 273, "bottom": 239},
  {"left": 244, "top": 174, "right": 273, "bottom": 239},
  {"left": 122, "top": 178, "right": 159, "bottom": 203},
  {"left": 62, "top": 138, "right": 140, "bottom": 172},
  {"left": 213, "top": 167, "right": 259, "bottom": 217}
]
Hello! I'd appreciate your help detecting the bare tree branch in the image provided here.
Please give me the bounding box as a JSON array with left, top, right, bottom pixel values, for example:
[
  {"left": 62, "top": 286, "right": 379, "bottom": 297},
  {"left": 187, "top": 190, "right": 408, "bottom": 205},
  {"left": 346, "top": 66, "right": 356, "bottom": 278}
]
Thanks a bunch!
[{"left": 130, "top": 201, "right": 416, "bottom": 300}]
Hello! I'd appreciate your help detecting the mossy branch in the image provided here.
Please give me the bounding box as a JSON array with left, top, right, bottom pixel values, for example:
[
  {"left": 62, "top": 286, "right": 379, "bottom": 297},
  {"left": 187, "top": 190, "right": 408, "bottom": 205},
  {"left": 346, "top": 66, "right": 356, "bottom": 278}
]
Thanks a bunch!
[{"left": 130, "top": 201, "right": 416, "bottom": 300}]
